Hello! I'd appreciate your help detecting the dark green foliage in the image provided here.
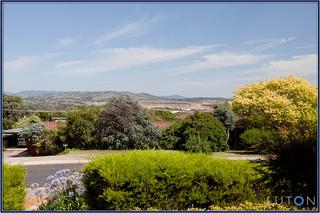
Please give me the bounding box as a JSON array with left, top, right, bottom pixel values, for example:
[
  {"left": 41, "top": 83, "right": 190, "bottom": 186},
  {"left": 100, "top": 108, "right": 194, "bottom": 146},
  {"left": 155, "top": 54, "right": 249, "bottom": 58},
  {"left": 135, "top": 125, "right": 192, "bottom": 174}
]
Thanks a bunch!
[
  {"left": 38, "top": 192, "right": 87, "bottom": 210},
  {"left": 63, "top": 106, "right": 101, "bottom": 149},
  {"left": 148, "top": 109, "right": 176, "bottom": 121},
  {"left": 161, "top": 112, "right": 228, "bottom": 152},
  {"left": 262, "top": 139, "right": 317, "bottom": 205},
  {"left": 3, "top": 164, "right": 26, "bottom": 210},
  {"left": 83, "top": 151, "right": 260, "bottom": 210},
  {"left": 35, "top": 140, "right": 61, "bottom": 155},
  {"left": 240, "top": 128, "right": 276, "bottom": 152},
  {"left": 3, "top": 95, "right": 28, "bottom": 129},
  {"left": 159, "top": 121, "right": 182, "bottom": 150},
  {"left": 95, "top": 96, "right": 161, "bottom": 149},
  {"left": 34, "top": 130, "right": 62, "bottom": 155}
]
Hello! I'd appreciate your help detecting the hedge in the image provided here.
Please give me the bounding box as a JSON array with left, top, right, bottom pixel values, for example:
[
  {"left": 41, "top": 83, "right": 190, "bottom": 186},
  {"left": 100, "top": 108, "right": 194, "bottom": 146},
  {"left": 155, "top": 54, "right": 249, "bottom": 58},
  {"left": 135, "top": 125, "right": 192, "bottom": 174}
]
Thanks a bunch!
[
  {"left": 3, "top": 164, "right": 26, "bottom": 210},
  {"left": 83, "top": 150, "right": 260, "bottom": 210}
]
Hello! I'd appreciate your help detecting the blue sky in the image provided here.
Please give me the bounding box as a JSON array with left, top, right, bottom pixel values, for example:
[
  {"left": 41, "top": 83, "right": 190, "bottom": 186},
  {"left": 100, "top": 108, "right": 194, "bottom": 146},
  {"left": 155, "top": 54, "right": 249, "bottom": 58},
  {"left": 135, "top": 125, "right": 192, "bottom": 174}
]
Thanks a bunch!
[{"left": 3, "top": 3, "right": 318, "bottom": 97}]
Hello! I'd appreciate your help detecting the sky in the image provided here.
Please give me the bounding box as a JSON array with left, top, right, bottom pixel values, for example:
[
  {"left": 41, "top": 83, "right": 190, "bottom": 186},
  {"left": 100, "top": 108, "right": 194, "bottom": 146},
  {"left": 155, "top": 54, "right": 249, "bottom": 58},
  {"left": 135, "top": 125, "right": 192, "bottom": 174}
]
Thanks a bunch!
[{"left": 3, "top": 3, "right": 318, "bottom": 98}]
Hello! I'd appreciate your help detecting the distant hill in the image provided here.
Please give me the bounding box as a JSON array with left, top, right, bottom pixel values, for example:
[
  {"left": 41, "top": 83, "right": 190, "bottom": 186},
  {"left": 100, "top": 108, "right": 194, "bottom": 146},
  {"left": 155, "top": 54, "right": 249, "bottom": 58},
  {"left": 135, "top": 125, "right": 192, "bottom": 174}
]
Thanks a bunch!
[
  {"left": 14, "top": 90, "right": 63, "bottom": 97},
  {"left": 6, "top": 90, "right": 231, "bottom": 111},
  {"left": 158, "top": 95, "right": 187, "bottom": 100}
]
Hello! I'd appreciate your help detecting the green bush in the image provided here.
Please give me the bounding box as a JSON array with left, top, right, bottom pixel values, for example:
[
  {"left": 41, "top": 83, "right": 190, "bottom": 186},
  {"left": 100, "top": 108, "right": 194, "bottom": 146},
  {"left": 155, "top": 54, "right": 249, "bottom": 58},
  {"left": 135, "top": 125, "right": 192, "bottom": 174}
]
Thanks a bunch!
[
  {"left": 84, "top": 150, "right": 260, "bottom": 210},
  {"left": 184, "top": 135, "right": 211, "bottom": 154},
  {"left": 161, "top": 112, "right": 228, "bottom": 152},
  {"left": 3, "top": 164, "right": 26, "bottom": 210},
  {"left": 34, "top": 139, "right": 61, "bottom": 156},
  {"left": 159, "top": 121, "right": 181, "bottom": 149},
  {"left": 240, "top": 128, "right": 276, "bottom": 152},
  {"left": 208, "top": 201, "right": 302, "bottom": 210}
]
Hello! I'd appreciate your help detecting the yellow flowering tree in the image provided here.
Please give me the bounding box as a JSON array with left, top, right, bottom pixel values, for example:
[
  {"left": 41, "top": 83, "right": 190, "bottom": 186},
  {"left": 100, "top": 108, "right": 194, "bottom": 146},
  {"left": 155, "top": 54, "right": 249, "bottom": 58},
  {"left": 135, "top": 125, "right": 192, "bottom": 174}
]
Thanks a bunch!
[
  {"left": 233, "top": 76, "right": 318, "bottom": 199},
  {"left": 232, "top": 76, "right": 317, "bottom": 143}
]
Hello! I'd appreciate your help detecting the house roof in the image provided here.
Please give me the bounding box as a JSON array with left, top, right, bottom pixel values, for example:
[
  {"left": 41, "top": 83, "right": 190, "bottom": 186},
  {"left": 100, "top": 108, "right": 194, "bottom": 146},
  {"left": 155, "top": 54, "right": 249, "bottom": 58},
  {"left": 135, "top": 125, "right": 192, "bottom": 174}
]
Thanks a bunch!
[{"left": 43, "top": 121, "right": 60, "bottom": 130}]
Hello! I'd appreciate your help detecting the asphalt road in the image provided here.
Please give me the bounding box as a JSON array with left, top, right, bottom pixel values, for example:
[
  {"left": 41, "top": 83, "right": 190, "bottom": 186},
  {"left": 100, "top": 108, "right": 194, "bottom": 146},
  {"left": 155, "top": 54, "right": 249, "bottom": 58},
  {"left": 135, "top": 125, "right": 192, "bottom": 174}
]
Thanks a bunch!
[{"left": 25, "top": 163, "right": 85, "bottom": 187}]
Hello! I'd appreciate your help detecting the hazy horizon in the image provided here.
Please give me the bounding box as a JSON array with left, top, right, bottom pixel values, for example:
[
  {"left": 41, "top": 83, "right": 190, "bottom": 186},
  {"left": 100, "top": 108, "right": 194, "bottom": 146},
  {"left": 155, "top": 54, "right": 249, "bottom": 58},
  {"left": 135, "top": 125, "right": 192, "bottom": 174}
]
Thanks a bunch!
[{"left": 4, "top": 89, "right": 233, "bottom": 99}]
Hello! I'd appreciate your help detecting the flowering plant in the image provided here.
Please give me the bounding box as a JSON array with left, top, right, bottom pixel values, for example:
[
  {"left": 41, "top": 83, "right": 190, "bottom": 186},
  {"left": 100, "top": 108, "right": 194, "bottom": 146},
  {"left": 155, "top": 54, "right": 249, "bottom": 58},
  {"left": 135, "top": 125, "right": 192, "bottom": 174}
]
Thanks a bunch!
[{"left": 31, "top": 169, "right": 87, "bottom": 210}]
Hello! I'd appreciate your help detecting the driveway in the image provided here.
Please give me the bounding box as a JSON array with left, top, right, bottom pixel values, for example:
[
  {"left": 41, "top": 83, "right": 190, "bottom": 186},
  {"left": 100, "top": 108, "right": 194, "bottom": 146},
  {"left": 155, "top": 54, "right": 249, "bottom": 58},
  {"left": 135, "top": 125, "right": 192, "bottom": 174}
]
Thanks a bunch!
[
  {"left": 3, "top": 148, "right": 89, "bottom": 165},
  {"left": 25, "top": 163, "right": 85, "bottom": 186}
]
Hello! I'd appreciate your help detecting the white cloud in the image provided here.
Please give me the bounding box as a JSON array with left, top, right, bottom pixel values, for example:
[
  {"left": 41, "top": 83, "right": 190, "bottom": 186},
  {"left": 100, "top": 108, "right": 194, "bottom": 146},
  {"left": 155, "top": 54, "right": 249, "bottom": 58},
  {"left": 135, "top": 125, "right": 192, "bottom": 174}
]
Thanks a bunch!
[
  {"left": 57, "top": 37, "right": 78, "bottom": 47},
  {"left": 4, "top": 53, "right": 62, "bottom": 72},
  {"left": 56, "top": 45, "right": 214, "bottom": 75},
  {"left": 243, "top": 54, "right": 317, "bottom": 80},
  {"left": 294, "top": 44, "right": 317, "bottom": 49},
  {"left": 174, "top": 53, "right": 268, "bottom": 75},
  {"left": 56, "top": 60, "right": 85, "bottom": 68},
  {"left": 4, "top": 56, "right": 39, "bottom": 71},
  {"left": 92, "top": 17, "right": 160, "bottom": 45},
  {"left": 243, "top": 36, "right": 295, "bottom": 51}
]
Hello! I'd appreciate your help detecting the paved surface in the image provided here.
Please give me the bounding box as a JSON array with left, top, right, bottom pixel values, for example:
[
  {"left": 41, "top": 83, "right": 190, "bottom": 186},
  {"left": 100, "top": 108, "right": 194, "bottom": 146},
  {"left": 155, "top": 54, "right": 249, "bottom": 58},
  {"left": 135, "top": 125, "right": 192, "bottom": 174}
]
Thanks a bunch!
[
  {"left": 25, "top": 163, "right": 85, "bottom": 187},
  {"left": 3, "top": 148, "right": 89, "bottom": 165}
]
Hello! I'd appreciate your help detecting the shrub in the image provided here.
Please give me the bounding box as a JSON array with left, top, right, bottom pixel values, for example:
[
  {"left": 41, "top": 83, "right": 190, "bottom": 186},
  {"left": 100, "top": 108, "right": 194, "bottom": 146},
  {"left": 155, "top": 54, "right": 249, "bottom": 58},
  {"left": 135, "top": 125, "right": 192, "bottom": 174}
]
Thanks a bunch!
[
  {"left": 208, "top": 201, "right": 301, "bottom": 210},
  {"left": 3, "top": 164, "right": 26, "bottom": 210},
  {"left": 95, "top": 96, "right": 161, "bottom": 149},
  {"left": 184, "top": 135, "right": 211, "bottom": 154},
  {"left": 265, "top": 139, "right": 317, "bottom": 203},
  {"left": 18, "top": 122, "right": 45, "bottom": 143},
  {"left": 84, "top": 150, "right": 260, "bottom": 210},
  {"left": 240, "top": 128, "right": 276, "bottom": 152},
  {"left": 161, "top": 112, "right": 228, "bottom": 152},
  {"left": 26, "top": 129, "right": 62, "bottom": 156},
  {"left": 159, "top": 121, "right": 182, "bottom": 149},
  {"left": 34, "top": 139, "right": 61, "bottom": 156}
]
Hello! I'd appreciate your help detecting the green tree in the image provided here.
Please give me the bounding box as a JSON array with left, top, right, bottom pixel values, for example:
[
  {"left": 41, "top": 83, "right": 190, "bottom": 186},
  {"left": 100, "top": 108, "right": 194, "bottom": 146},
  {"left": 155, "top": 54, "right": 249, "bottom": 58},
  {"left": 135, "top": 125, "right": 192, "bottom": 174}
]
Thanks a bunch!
[
  {"left": 212, "top": 102, "right": 235, "bottom": 143},
  {"left": 63, "top": 106, "right": 101, "bottom": 149},
  {"left": 96, "top": 96, "right": 161, "bottom": 149},
  {"left": 162, "top": 112, "right": 228, "bottom": 152},
  {"left": 232, "top": 76, "right": 317, "bottom": 143},
  {"left": 19, "top": 122, "right": 45, "bottom": 144},
  {"left": 3, "top": 95, "right": 28, "bottom": 129},
  {"left": 232, "top": 76, "right": 317, "bottom": 200}
]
